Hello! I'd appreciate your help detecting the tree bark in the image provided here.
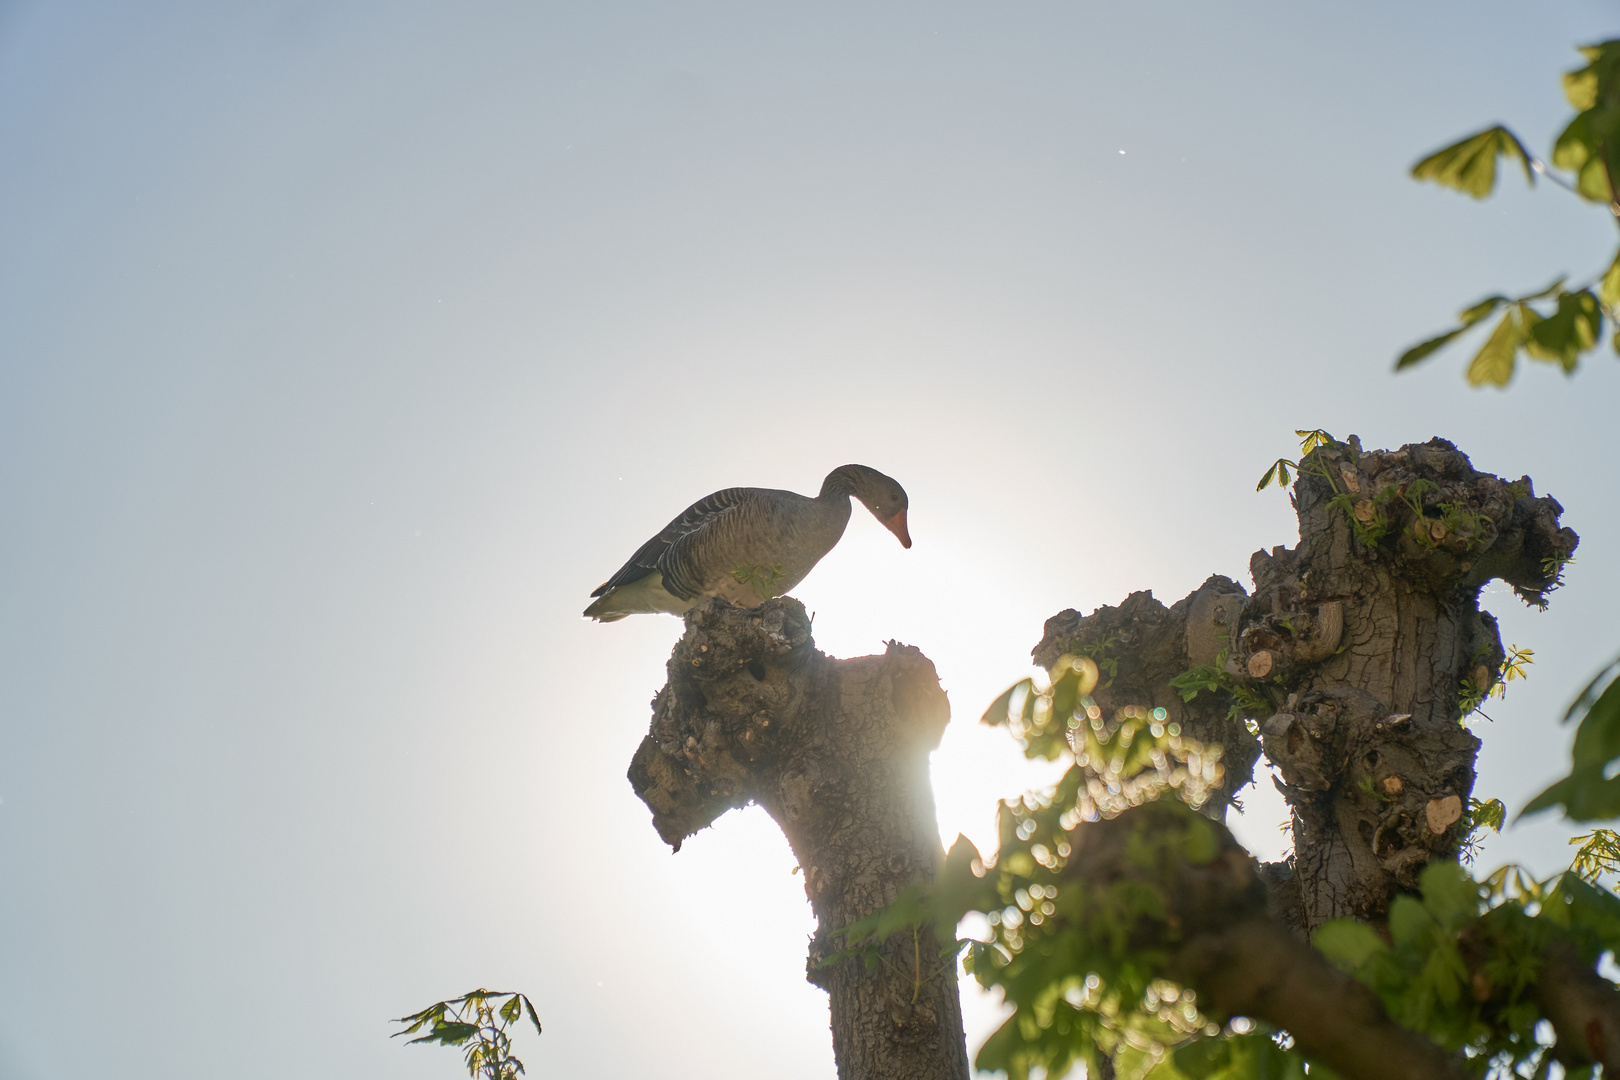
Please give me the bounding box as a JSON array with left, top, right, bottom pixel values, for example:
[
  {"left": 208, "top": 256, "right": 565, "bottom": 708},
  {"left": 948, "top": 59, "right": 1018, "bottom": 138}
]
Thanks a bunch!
[
  {"left": 628, "top": 597, "right": 971, "bottom": 1080},
  {"left": 1243, "top": 437, "right": 1575, "bottom": 929},
  {"left": 1035, "top": 437, "right": 1577, "bottom": 932}
]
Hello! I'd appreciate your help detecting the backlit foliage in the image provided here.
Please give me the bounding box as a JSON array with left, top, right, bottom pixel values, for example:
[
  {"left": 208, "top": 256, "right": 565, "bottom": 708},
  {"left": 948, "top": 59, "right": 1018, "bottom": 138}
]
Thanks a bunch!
[
  {"left": 1398, "top": 41, "right": 1620, "bottom": 386},
  {"left": 393, "top": 990, "right": 542, "bottom": 1080}
]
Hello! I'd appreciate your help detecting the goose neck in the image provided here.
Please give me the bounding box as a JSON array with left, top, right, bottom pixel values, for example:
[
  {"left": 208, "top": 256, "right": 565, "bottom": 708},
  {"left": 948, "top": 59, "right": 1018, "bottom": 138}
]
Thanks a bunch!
[{"left": 818, "top": 465, "right": 866, "bottom": 501}]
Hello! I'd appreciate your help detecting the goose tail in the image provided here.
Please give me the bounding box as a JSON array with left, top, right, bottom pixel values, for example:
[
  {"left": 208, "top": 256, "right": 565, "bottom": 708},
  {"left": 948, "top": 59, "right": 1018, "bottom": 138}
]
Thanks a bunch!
[{"left": 584, "top": 592, "right": 630, "bottom": 622}]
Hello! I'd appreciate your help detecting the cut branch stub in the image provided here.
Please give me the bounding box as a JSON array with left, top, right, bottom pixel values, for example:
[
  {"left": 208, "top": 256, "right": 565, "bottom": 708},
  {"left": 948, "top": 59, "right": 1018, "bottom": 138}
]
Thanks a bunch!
[
  {"left": 628, "top": 597, "right": 970, "bottom": 1080},
  {"left": 1261, "top": 688, "right": 1479, "bottom": 923}
]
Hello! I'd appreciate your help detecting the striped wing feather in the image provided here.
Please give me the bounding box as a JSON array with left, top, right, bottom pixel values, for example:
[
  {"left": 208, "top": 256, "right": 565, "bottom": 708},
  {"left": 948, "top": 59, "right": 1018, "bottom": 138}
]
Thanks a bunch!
[{"left": 591, "top": 487, "right": 756, "bottom": 600}]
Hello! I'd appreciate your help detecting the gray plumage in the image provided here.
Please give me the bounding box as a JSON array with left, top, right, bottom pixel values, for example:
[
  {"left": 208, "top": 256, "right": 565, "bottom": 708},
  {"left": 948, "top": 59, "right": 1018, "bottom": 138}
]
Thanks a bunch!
[{"left": 584, "top": 464, "right": 911, "bottom": 622}]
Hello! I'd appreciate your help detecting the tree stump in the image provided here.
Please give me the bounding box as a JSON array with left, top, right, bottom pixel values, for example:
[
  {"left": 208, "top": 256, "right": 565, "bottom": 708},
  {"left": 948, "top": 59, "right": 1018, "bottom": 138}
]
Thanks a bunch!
[{"left": 628, "top": 597, "right": 971, "bottom": 1080}]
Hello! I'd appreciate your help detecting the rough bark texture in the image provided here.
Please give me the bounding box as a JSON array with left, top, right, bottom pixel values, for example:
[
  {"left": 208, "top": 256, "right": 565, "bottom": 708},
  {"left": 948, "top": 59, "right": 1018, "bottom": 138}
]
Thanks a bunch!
[
  {"left": 1036, "top": 437, "right": 1578, "bottom": 932},
  {"left": 1246, "top": 437, "right": 1575, "bottom": 930},
  {"left": 628, "top": 597, "right": 970, "bottom": 1080}
]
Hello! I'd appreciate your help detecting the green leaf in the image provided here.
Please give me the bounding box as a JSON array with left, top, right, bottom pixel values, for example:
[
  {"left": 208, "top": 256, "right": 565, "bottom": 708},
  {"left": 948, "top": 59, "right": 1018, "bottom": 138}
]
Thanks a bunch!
[
  {"left": 522, "top": 996, "right": 543, "bottom": 1036},
  {"left": 500, "top": 995, "right": 522, "bottom": 1024},
  {"left": 1567, "top": 668, "right": 1620, "bottom": 773},
  {"left": 1395, "top": 296, "right": 1509, "bottom": 372},
  {"left": 1520, "top": 276, "right": 1570, "bottom": 303},
  {"left": 1524, "top": 661, "right": 1620, "bottom": 821},
  {"left": 408, "top": 1020, "right": 479, "bottom": 1047},
  {"left": 1395, "top": 326, "right": 1470, "bottom": 371},
  {"left": 1387, "top": 895, "right": 1435, "bottom": 946},
  {"left": 1465, "top": 310, "right": 1522, "bottom": 387},
  {"left": 1257, "top": 458, "right": 1293, "bottom": 491},
  {"left": 1524, "top": 290, "right": 1602, "bottom": 372},
  {"left": 981, "top": 681, "right": 1029, "bottom": 727},
  {"left": 1459, "top": 294, "right": 1511, "bottom": 324},
  {"left": 1551, "top": 99, "right": 1620, "bottom": 205},
  {"left": 1565, "top": 658, "right": 1620, "bottom": 726},
  {"left": 1313, "top": 919, "right": 1389, "bottom": 970},
  {"left": 392, "top": 1002, "right": 448, "bottom": 1037},
  {"left": 1172, "top": 1033, "right": 1310, "bottom": 1080},
  {"left": 936, "top": 834, "right": 997, "bottom": 926},
  {"left": 1568, "top": 831, "right": 1620, "bottom": 887},
  {"left": 1172, "top": 1036, "right": 1233, "bottom": 1075},
  {"left": 1565, "top": 47, "right": 1605, "bottom": 110},
  {"left": 1578, "top": 147, "right": 1617, "bottom": 205},
  {"left": 1295, "top": 429, "right": 1335, "bottom": 455},
  {"left": 1524, "top": 769, "right": 1620, "bottom": 821},
  {"left": 1601, "top": 250, "right": 1620, "bottom": 311},
  {"left": 1553, "top": 110, "right": 1599, "bottom": 175},
  {"left": 1555, "top": 873, "right": 1620, "bottom": 942},
  {"left": 1411, "top": 125, "right": 1535, "bottom": 198},
  {"left": 1471, "top": 797, "right": 1506, "bottom": 832},
  {"left": 1419, "top": 861, "right": 1480, "bottom": 928}
]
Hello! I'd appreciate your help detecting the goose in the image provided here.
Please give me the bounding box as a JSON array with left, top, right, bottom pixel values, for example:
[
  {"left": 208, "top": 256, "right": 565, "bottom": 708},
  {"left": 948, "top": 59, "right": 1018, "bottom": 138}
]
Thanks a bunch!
[{"left": 584, "top": 464, "right": 911, "bottom": 622}]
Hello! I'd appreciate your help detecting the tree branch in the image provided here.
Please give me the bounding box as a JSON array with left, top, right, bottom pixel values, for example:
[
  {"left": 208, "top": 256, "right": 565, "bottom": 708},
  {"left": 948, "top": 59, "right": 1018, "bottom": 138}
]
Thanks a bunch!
[
  {"left": 1064, "top": 802, "right": 1456, "bottom": 1080},
  {"left": 1176, "top": 920, "right": 1464, "bottom": 1080},
  {"left": 1535, "top": 943, "right": 1620, "bottom": 1072}
]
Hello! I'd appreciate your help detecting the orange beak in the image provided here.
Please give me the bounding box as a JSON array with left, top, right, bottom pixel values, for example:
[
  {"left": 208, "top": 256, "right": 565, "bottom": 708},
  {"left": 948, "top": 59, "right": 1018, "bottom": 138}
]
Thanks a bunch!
[{"left": 882, "top": 508, "right": 912, "bottom": 549}]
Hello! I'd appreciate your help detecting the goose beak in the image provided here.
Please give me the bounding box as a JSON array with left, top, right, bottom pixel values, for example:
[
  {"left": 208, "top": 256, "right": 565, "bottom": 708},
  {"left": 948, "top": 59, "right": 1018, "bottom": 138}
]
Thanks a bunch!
[{"left": 882, "top": 509, "right": 912, "bottom": 549}]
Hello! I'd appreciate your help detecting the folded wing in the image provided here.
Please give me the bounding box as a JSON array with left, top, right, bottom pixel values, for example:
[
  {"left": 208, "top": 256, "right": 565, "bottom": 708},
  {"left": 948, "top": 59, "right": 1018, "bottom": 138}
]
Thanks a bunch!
[{"left": 590, "top": 487, "right": 754, "bottom": 601}]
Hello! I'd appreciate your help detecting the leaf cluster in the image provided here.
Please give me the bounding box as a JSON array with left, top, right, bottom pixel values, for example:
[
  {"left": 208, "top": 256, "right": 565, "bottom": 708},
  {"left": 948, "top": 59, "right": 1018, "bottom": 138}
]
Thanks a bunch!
[
  {"left": 1568, "top": 829, "right": 1620, "bottom": 885},
  {"left": 1458, "top": 798, "right": 1507, "bottom": 865},
  {"left": 1255, "top": 430, "right": 1339, "bottom": 493},
  {"left": 1167, "top": 664, "right": 1269, "bottom": 732},
  {"left": 1317, "top": 861, "right": 1620, "bottom": 1079},
  {"left": 1397, "top": 280, "right": 1612, "bottom": 387},
  {"left": 393, "top": 990, "right": 542, "bottom": 1080},
  {"left": 1459, "top": 645, "right": 1534, "bottom": 720},
  {"left": 984, "top": 656, "right": 1226, "bottom": 816},
  {"left": 934, "top": 661, "right": 1260, "bottom": 1079},
  {"left": 949, "top": 799, "right": 1230, "bottom": 1080},
  {"left": 1399, "top": 41, "right": 1620, "bottom": 386}
]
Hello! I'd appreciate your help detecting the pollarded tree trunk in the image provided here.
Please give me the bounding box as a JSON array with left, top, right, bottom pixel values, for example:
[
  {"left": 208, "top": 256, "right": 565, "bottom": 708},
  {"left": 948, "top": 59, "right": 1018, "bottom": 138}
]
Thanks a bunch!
[
  {"left": 1243, "top": 437, "right": 1575, "bottom": 930},
  {"left": 1035, "top": 437, "right": 1577, "bottom": 932},
  {"left": 627, "top": 597, "right": 971, "bottom": 1080}
]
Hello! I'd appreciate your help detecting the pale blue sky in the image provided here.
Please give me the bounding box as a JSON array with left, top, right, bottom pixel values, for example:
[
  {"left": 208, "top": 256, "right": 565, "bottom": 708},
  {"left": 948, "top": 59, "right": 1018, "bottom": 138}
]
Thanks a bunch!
[{"left": 2, "top": 3, "right": 1617, "bottom": 1078}]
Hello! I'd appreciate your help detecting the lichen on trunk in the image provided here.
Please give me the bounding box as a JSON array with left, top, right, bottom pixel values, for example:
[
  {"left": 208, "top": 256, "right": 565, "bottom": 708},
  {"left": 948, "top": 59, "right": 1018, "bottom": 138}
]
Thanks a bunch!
[{"left": 627, "top": 597, "right": 970, "bottom": 1080}]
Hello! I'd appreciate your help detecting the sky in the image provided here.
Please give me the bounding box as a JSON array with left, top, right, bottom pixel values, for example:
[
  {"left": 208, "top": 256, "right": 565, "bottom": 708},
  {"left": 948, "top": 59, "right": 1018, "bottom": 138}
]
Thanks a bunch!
[{"left": 2, "top": 2, "right": 1618, "bottom": 1077}]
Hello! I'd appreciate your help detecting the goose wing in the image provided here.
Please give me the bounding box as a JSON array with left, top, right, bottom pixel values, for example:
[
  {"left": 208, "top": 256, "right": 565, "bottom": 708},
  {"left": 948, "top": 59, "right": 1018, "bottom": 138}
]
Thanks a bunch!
[{"left": 591, "top": 487, "right": 756, "bottom": 600}]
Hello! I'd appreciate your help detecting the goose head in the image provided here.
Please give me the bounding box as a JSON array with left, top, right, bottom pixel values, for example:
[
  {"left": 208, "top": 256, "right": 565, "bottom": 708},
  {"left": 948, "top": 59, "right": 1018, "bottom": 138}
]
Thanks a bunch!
[{"left": 824, "top": 465, "right": 912, "bottom": 548}]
